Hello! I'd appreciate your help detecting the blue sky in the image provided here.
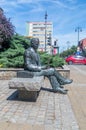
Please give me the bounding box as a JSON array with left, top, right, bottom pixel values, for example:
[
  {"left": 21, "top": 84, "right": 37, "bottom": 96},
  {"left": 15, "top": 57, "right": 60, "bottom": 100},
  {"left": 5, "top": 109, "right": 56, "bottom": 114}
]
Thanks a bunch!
[{"left": 1, "top": 0, "right": 86, "bottom": 51}]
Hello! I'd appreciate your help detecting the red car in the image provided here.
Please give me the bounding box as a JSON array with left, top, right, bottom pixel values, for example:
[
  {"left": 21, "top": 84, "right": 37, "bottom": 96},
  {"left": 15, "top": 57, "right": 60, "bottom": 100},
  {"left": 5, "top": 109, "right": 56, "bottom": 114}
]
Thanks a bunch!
[{"left": 65, "top": 55, "right": 86, "bottom": 65}]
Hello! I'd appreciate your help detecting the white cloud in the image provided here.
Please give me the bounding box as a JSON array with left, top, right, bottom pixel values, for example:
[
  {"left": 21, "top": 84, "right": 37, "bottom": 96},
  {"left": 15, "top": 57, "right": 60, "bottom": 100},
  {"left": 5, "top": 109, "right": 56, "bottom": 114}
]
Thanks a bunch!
[
  {"left": 0, "top": 0, "right": 6, "bottom": 3},
  {"left": 0, "top": 0, "right": 86, "bottom": 52},
  {"left": 30, "top": 6, "right": 44, "bottom": 13},
  {"left": 52, "top": 0, "right": 69, "bottom": 9},
  {"left": 66, "top": 0, "right": 77, "bottom": 4},
  {"left": 17, "top": 0, "right": 33, "bottom": 3},
  {"left": 16, "top": 0, "right": 45, "bottom": 4}
]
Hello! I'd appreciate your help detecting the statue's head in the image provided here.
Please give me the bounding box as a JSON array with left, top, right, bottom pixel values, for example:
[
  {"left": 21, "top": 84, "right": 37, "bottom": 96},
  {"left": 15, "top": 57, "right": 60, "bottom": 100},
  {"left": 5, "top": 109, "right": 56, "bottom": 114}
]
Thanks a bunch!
[{"left": 30, "top": 38, "right": 39, "bottom": 50}]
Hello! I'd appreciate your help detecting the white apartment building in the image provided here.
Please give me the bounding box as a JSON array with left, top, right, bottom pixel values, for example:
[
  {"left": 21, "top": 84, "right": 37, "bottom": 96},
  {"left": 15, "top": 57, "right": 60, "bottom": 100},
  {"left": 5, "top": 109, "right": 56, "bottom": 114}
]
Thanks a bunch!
[{"left": 26, "top": 21, "right": 53, "bottom": 52}]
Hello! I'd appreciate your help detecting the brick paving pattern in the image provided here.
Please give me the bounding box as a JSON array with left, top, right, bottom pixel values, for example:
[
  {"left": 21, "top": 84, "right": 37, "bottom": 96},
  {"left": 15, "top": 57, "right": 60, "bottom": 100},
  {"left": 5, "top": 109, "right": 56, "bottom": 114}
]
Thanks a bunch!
[
  {"left": 67, "top": 65, "right": 86, "bottom": 130},
  {"left": 0, "top": 77, "right": 79, "bottom": 130}
]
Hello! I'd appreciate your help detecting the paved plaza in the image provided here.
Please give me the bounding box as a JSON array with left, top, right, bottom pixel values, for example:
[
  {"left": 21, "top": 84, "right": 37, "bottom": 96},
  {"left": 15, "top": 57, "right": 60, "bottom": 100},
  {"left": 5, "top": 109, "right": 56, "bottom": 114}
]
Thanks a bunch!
[
  {"left": 67, "top": 65, "right": 86, "bottom": 130},
  {"left": 0, "top": 65, "right": 86, "bottom": 130}
]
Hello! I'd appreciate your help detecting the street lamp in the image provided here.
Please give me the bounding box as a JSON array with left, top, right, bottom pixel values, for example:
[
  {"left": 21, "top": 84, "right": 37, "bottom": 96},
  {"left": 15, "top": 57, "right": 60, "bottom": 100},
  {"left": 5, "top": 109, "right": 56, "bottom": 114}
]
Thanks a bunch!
[
  {"left": 75, "top": 26, "right": 82, "bottom": 45},
  {"left": 45, "top": 11, "right": 48, "bottom": 52},
  {"left": 66, "top": 41, "right": 70, "bottom": 50}
]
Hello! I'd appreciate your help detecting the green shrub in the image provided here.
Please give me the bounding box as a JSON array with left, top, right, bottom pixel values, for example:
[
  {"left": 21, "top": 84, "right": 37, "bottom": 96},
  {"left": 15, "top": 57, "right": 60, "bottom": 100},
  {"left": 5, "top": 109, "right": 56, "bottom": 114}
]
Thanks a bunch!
[
  {"left": 0, "top": 34, "right": 65, "bottom": 68},
  {"left": 51, "top": 55, "right": 65, "bottom": 67},
  {"left": 0, "top": 34, "right": 30, "bottom": 68},
  {"left": 39, "top": 52, "right": 65, "bottom": 68}
]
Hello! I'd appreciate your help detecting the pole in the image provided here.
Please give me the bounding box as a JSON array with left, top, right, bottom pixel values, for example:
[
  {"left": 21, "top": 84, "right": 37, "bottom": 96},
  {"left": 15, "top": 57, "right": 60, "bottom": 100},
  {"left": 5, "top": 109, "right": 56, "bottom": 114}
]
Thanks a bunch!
[
  {"left": 45, "top": 11, "right": 47, "bottom": 52},
  {"left": 78, "top": 27, "right": 79, "bottom": 45},
  {"left": 66, "top": 41, "right": 70, "bottom": 50},
  {"left": 75, "top": 27, "right": 82, "bottom": 45}
]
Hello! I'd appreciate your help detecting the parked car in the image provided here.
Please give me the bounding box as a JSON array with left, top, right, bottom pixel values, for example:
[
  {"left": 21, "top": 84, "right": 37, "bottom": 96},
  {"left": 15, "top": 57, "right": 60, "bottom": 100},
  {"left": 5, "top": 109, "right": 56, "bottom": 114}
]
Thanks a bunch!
[{"left": 65, "top": 55, "right": 86, "bottom": 65}]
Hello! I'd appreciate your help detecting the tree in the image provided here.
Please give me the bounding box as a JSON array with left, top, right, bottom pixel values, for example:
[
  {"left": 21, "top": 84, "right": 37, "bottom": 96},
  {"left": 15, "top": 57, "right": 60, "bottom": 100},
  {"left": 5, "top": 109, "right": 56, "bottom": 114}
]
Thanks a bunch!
[
  {"left": 0, "top": 34, "right": 30, "bottom": 68},
  {"left": 39, "top": 52, "right": 65, "bottom": 68},
  {"left": 0, "top": 7, "right": 15, "bottom": 49},
  {"left": 60, "top": 45, "right": 77, "bottom": 58}
]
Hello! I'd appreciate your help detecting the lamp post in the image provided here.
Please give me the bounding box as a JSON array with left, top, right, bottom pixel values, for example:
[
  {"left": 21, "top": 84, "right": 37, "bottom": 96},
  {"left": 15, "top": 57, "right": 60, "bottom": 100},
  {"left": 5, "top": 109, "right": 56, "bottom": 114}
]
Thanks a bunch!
[
  {"left": 66, "top": 41, "right": 70, "bottom": 50},
  {"left": 75, "top": 26, "right": 82, "bottom": 45},
  {"left": 45, "top": 11, "right": 48, "bottom": 52}
]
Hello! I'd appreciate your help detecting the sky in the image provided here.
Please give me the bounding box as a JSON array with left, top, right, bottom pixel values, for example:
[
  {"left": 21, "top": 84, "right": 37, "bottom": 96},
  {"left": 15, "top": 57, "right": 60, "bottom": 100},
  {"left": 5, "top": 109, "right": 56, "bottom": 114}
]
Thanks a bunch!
[{"left": 0, "top": 0, "right": 86, "bottom": 52}]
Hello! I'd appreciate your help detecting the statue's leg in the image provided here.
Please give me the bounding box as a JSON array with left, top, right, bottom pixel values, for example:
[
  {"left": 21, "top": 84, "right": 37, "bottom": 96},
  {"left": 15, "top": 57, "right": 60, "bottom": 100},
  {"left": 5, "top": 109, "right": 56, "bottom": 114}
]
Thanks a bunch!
[
  {"left": 33, "top": 68, "right": 55, "bottom": 76},
  {"left": 48, "top": 75, "right": 67, "bottom": 94},
  {"left": 54, "top": 70, "right": 73, "bottom": 85},
  {"left": 33, "top": 68, "right": 72, "bottom": 85}
]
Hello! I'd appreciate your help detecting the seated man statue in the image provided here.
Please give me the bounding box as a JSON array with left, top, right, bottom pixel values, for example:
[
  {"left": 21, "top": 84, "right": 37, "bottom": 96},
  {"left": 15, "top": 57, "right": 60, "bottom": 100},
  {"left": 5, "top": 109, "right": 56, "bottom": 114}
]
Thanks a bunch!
[{"left": 24, "top": 38, "right": 73, "bottom": 94}]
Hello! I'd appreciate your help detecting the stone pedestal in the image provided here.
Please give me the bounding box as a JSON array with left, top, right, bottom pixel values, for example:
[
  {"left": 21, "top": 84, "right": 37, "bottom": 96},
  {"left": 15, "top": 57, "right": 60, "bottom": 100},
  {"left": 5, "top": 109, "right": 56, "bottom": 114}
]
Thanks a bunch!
[
  {"left": 18, "top": 90, "right": 38, "bottom": 101},
  {"left": 9, "top": 77, "right": 44, "bottom": 101}
]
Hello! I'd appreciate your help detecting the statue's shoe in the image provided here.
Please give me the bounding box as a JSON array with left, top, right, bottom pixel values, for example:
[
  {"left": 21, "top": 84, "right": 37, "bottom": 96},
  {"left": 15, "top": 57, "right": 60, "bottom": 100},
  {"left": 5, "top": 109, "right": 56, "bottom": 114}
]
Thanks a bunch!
[
  {"left": 53, "top": 87, "right": 68, "bottom": 94},
  {"left": 60, "top": 79, "right": 73, "bottom": 85}
]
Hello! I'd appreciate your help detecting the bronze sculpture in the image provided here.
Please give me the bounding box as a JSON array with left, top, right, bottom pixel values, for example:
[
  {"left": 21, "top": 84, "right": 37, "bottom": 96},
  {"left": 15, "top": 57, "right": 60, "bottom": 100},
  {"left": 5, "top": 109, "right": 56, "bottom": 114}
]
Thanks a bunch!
[{"left": 24, "top": 38, "right": 73, "bottom": 94}]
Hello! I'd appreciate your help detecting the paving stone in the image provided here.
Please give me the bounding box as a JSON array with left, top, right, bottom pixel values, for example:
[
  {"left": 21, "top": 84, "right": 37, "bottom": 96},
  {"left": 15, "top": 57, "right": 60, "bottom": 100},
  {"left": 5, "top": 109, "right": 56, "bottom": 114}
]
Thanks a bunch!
[
  {"left": 0, "top": 66, "right": 84, "bottom": 130},
  {"left": 32, "top": 124, "right": 44, "bottom": 130},
  {"left": 21, "top": 124, "right": 33, "bottom": 130},
  {"left": 0, "top": 122, "right": 9, "bottom": 130}
]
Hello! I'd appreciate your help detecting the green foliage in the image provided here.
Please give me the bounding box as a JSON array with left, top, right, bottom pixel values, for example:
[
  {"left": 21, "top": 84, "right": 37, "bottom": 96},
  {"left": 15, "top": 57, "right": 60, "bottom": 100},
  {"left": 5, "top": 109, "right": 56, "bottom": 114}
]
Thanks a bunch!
[
  {"left": 60, "top": 45, "right": 77, "bottom": 58},
  {"left": 0, "top": 33, "right": 65, "bottom": 68},
  {"left": 51, "top": 55, "right": 65, "bottom": 67},
  {"left": 39, "top": 52, "right": 65, "bottom": 68},
  {"left": 0, "top": 34, "right": 30, "bottom": 68},
  {"left": 39, "top": 52, "right": 52, "bottom": 66},
  {"left": 9, "top": 34, "right": 30, "bottom": 49},
  {"left": 0, "top": 8, "right": 15, "bottom": 49}
]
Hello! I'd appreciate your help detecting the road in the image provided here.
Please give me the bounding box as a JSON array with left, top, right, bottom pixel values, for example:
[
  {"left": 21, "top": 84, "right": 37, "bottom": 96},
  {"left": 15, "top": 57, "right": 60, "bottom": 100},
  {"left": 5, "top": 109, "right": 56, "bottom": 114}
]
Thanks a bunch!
[{"left": 66, "top": 65, "right": 86, "bottom": 130}]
